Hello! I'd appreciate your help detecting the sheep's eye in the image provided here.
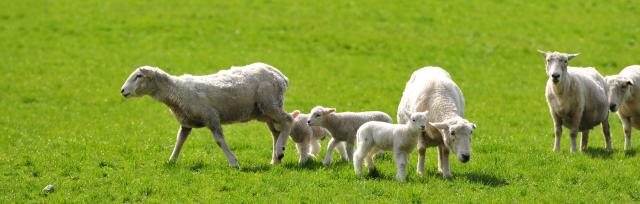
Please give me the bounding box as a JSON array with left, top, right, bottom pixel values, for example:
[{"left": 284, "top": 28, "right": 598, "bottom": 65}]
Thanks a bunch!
[
  {"left": 451, "top": 131, "right": 456, "bottom": 136},
  {"left": 412, "top": 119, "right": 416, "bottom": 122},
  {"left": 135, "top": 74, "right": 143, "bottom": 79},
  {"left": 315, "top": 114, "right": 320, "bottom": 118}
]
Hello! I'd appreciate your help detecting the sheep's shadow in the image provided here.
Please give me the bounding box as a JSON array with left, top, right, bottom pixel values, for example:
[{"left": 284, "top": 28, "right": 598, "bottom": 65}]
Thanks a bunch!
[
  {"left": 458, "top": 172, "right": 509, "bottom": 187},
  {"left": 239, "top": 164, "right": 271, "bottom": 173},
  {"left": 281, "top": 160, "right": 326, "bottom": 171},
  {"left": 583, "top": 147, "right": 614, "bottom": 159},
  {"left": 624, "top": 149, "right": 636, "bottom": 157}
]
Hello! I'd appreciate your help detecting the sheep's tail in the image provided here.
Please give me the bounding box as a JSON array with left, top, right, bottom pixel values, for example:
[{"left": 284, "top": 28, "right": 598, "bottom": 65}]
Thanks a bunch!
[{"left": 265, "top": 64, "right": 289, "bottom": 92}]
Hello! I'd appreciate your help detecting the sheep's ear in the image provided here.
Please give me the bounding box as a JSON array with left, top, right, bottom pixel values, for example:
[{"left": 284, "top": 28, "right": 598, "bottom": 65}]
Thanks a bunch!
[
  {"left": 429, "top": 121, "right": 448, "bottom": 130},
  {"left": 471, "top": 123, "right": 477, "bottom": 129},
  {"left": 627, "top": 79, "right": 634, "bottom": 86},
  {"left": 537, "top": 50, "right": 548, "bottom": 57},
  {"left": 291, "top": 110, "right": 300, "bottom": 118},
  {"left": 138, "top": 66, "right": 156, "bottom": 76},
  {"left": 567, "top": 53, "right": 579, "bottom": 60},
  {"left": 325, "top": 108, "right": 336, "bottom": 114}
]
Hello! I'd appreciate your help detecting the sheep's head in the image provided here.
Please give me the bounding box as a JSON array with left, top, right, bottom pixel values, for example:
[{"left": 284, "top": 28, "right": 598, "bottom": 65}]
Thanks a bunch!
[
  {"left": 606, "top": 75, "right": 634, "bottom": 112},
  {"left": 307, "top": 106, "right": 335, "bottom": 126},
  {"left": 121, "top": 66, "right": 161, "bottom": 98},
  {"left": 430, "top": 118, "right": 476, "bottom": 163},
  {"left": 407, "top": 111, "right": 429, "bottom": 132},
  {"left": 538, "top": 50, "right": 578, "bottom": 84}
]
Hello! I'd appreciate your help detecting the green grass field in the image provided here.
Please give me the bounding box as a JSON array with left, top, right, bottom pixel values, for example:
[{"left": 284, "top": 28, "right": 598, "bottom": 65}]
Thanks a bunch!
[{"left": 2, "top": 0, "right": 640, "bottom": 202}]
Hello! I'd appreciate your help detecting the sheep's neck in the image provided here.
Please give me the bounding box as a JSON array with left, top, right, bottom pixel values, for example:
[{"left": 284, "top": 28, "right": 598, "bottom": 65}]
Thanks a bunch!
[
  {"left": 322, "top": 114, "right": 344, "bottom": 135},
  {"left": 551, "top": 75, "right": 574, "bottom": 96},
  {"left": 150, "top": 75, "right": 183, "bottom": 111}
]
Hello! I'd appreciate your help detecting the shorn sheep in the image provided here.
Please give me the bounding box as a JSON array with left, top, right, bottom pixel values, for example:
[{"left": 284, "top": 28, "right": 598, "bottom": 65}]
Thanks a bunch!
[
  {"left": 306, "top": 106, "right": 393, "bottom": 166},
  {"left": 353, "top": 111, "right": 429, "bottom": 181},
  {"left": 538, "top": 51, "right": 611, "bottom": 152},
  {"left": 606, "top": 65, "right": 640, "bottom": 150},
  {"left": 289, "top": 110, "right": 347, "bottom": 164},
  {"left": 120, "top": 63, "right": 293, "bottom": 167},
  {"left": 397, "top": 67, "right": 476, "bottom": 178}
]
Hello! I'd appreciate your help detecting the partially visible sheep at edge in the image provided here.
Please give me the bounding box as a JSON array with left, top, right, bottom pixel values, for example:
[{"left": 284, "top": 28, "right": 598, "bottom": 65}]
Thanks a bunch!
[
  {"left": 120, "top": 62, "right": 293, "bottom": 167},
  {"left": 289, "top": 110, "right": 347, "bottom": 164},
  {"left": 606, "top": 65, "right": 640, "bottom": 150},
  {"left": 307, "top": 106, "right": 393, "bottom": 166}
]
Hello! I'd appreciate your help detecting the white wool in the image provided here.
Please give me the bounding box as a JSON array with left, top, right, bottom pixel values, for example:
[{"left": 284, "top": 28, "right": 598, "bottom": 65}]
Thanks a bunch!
[
  {"left": 606, "top": 65, "right": 640, "bottom": 150},
  {"left": 289, "top": 110, "right": 347, "bottom": 164}
]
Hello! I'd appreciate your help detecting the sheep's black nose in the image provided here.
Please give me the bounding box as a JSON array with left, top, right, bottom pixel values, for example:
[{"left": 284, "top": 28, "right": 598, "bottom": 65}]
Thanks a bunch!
[
  {"left": 551, "top": 74, "right": 560, "bottom": 79},
  {"left": 610, "top": 104, "right": 617, "bottom": 112},
  {"left": 307, "top": 120, "right": 311, "bottom": 125},
  {"left": 121, "top": 89, "right": 125, "bottom": 93},
  {"left": 461, "top": 154, "right": 470, "bottom": 163}
]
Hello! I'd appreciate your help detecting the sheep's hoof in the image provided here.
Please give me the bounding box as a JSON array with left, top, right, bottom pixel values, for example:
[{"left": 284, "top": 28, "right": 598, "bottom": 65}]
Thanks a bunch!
[
  {"left": 277, "top": 154, "right": 284, "bottom": 161},
  {"left": 229, "top": 163, "right": 240, "bottom": 169},
  {"left": 270, "top": 159, "right": 281, "bottom": 165}
]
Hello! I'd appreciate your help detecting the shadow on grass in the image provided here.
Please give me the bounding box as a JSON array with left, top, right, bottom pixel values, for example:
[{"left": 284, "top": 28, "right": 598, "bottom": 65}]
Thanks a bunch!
[
  {"left": 583, "top": 147, "right": 614, "bottom": 159},
  {"left": 282, "top": 158, "right": 353, "bottom": 171},
  {"left": 459, "top": 172, "right": 509, "bottom": 187},
  {"left": 239, "top": 164, "right": 271, "bottom": 173},
  {"left": 624, "top": 149, "right": 636, "bottom": 157}
]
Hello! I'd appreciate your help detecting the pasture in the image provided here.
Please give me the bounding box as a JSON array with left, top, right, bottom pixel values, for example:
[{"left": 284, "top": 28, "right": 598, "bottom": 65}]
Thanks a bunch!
[{"left": 1, "top": 0, "right": 639, "bottom": 202}]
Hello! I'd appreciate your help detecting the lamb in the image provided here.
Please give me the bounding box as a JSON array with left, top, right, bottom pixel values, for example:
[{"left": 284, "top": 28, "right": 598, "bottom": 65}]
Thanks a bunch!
[
  {"left": 397, "top": 67, "right": 476, "bottom": 178},
  {"left": 120, "top": 62, "right": 293, "bottom": 167},
  {"left": 289, "top": 110, "right": 348, "bottom": 164},
  {"left": 538, "top": 51, "right": 611, "bottom": 152},
  {"left": 606, "top": 65, "right": 640, "bottom": 150},
  {"left": 306, "top": 106, "right": 393, "bottom": 166},
  {"left": 353, "top": 111, "right": 429, "bottom": 181}
]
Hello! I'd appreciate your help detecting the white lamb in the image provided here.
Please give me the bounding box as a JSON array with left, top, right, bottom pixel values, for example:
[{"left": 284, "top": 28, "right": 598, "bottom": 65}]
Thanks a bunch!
[
  {"left": 606, "top": 65, "right": 640, "bottom": 150},
  {"left": 306, "top": 106, "right": 393, "bottom": 166},
  {"left": 538, "top": 51, "right": 611, "bottom": 152},
  {"left": 397, "top": 67, "right": 476, "bottom": 178},
  {"left": 353, "top": 111, "right": 429, "bottom": 181},
  {"left": 120, "top": 63, "right": 293, "bottom": 167},
  {"left": 289, "top": 110, "right": 347, "bottom": 164}
]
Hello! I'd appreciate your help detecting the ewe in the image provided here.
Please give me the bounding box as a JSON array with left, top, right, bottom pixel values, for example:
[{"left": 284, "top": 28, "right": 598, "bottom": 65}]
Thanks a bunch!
[
  {"left": 606, "top": 65, "right": 640, "bottom": 150},
  {"left": 354, "top": 111, "right": 429, "bottom": 181},
  {"left": 289, "top": 110, "right": 347, "bottom": 164},
  {"left": 397, "top": 67, "right": 476, "bottom": 178},
  {"left": 306, "top": 106, "right": 393, "bottom": 166},
  {"left": 120, "top": 63, "right": 292, "bottom": 167},
  {"left": 538, "top": 51, "right": 611, "bottom": 152}
]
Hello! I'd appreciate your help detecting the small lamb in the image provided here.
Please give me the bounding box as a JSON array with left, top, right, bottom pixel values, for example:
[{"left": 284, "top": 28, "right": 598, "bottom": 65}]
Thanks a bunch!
[
  {"left": 353, "top": 111, "right": 429, "bottom": 181},
  {"left": 289, "top": 110, "right": 347, "bottom": 164},
  {"left": 538, "top": 51, "right": 611, "bottom": 152},
  {"left": 606, "top": 65, "right": 640, "bottom": 150},
  {"left": 307, "top": 106, "right": 393, "bottom": 166},
  {"left": 120, "top": 63, "right": 293, "bottom": 167}
]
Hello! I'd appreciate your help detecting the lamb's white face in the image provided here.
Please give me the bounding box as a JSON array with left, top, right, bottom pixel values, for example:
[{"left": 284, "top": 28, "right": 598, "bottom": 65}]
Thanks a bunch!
[
  {"left": 407, "top": 111, "right": 429, "bottom": 131},
  {"left": 538, "top": 51, "right": 578, "bottom": 84},
  {"left": 121, "top": 66, "right": 156, "bottom": 98},
  {"left": 606, "top": 76, "right": 634, "bottom": 112},
  {"left": 307, "top": 106, "right": 335, "bottom": 126},
  {"left": 430, "top": 119, "right": 476, "bottom": 163}
]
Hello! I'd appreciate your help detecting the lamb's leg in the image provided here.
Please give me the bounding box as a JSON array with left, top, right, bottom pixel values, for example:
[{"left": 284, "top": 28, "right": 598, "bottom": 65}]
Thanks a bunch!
[
  {"left": 552, "top": 114, "right": 563, "bottom": 152},
  {"left": 310, "top": 139, "right": 322, "bottom": 156},
  {"left": 602, "top": 116, "right": 612, "bottom": 150},
  {"left": 169, "top": 126, "right": 192, "bottom": 161},
  {"left": 323, "top": 138, "right": 339, "bottom": 166},
  {"left": 622, "top": 116, "right": 632, "bottom": 151},
  {"left": 345, "top": 140, "right": 355, "bottom": 162},
  {"left": 580, "top": 130, "right": 589, "bottom": 151},
  {"left": 394, "top": 151, "right": 408, "bottom": 181},
  {"left": 365, "top": 150, "right": 376, "bottom": 172},
  {"left": 335, "top": 142, "right": 348, "bottom": 161},
  {"left": 208, "top": 122, "right": 239, "bottom": 168},
  {"left": 417, "top": 133, "right": 427, "bottom": 175},
  {"left": 295, "top": 142, "right": 309, "bottom": 164},
  {"left": 438, "top": 144, "right": 451, "bottom": 178},
  {"left": 353, "top": 142, "right": 369, "bottom": 176}
]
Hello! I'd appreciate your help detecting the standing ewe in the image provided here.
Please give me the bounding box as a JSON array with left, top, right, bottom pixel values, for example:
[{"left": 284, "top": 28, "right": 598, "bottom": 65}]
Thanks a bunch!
[
  {"left": 397, "top": 67, "right": 476, "bottom": 178},
  {"left": 538, "top": 51, "right": 611, "bottom": 152},
  {"left": 606, "top": 65, "right": 640, "bottom": 150},
  {"left": 289, "top": 110, "right": 347, "bottom": 164},
  {"left": 306, "top": 106, "right": 393, "bottom": 166},
  {"left": 120, "top": 63, "right": 293, "bottom": 167},
  {"left": 353, "top": 111, "right": 429, "bottom": 181}
]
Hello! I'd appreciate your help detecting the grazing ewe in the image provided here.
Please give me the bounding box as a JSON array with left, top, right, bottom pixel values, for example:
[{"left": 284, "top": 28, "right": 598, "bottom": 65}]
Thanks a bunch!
[
  {"left": 353, "top": 111, "right": 429, "bottom": 181},
  {"left": 538, "top": 51, "right": 611, "bottom": 152},
  {"left": 120, "top": 63, "right": 293, "bottom": 167},
  {"left": 289, "top": 110, "right": 347, "bottom": 164},
  {"left": 397, "top": 67, "right": 476, "bottom": 178},
  {"left": 306, "top": 106, "right": 393, "bottom": 166},
  {"left": 606, "top": 65, "right": 640, "bottom": 150}
]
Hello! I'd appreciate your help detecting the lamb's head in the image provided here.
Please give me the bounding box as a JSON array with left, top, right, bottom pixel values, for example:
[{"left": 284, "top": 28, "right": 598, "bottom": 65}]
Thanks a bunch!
[
  {"left": 430, "top": 118, "right": 476, "bottom": 163},
  {"left": 407, "top": 111, "right": 429, "bottom": 132},
  {"left": 538, "top": 50, "right": 578, "bottom": 84},
  {"left": 307, "top": 106, "right": 335, "bottom": 126},
  {"left": 121, "top": 66, "right": 163, "bottom": 98},
  {"left": 606, "top": 75, "right": 634, "bottom": 112}
]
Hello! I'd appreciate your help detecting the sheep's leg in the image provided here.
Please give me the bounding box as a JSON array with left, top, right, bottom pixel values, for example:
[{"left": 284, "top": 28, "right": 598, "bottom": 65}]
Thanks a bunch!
[
  {"left": 552, "top": 114, "right": 563, "bottom": 152},
  {"left": 602, "top": 117, "right": 612, "bottom": 150},
  {"left": 580, "top": 130, "right": 589, "bottom": 151},
  {"left": 267, "top": 111, "right": 292, "bottom": 164},
  {"left": 394, "top": 151, "right": 408, "bottom": 181},
  {"left": 335, "top": 142, "right": 349, "bottom": 161},
  {"left": 569, "top": 111, "right": 583, "bottom": 153},
  {"left": 622, "top": 116, "right": 632, "bottom": 150},
  {"left": 257, "top": 83, "right": 292, "bottom": 165},
  {"left": 265, "top": 121, "right": 280, "bottom": 164},
  {"left": 345, "top": 140, "right": 355, "bottom": 162},
  {"left": 438, "top": 145, "right": 451, "bottom": 178},
  {"left": 365, "top": 150, "right": 377, "bottom": 172},
  {"left": 353, "top": 143, "right": 369, "bottom": 176},
  {"left": 169, "top": 126, "right": 192, "bottom": 161},
  {"left": 295, "top": 142, "right": 310, "bottom": 164},
  {"left": 417, "top": 134, "right": 427, "bottom": 175},
  {"left": 569, "top": 128, "right": 579, "bottom": 153},
  {"left": 209, "top": 123, "right": 239, "bottom": 168},
  {"left": 310, "top": 139, "right": 322, "bottom": 156},
  {"left": 323, "top": 138, "right": 339, "bottom": 166}
]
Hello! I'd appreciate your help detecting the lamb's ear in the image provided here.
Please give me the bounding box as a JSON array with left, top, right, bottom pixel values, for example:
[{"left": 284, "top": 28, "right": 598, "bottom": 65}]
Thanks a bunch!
[
  {"left": 291, "top": 110, "right": 300, "bottom": 118},
  {"left": 537, "top": 50, "right": 548, "bottom": 58},
  {"left": 429, "top": 121, "right": 449, "bottom": 130},
  {"left": 138, "top": 66, "right": 156, "bottom": 76},
  {"left": 567, "top": 53, "right": 579, "bottom": 60},
  {"left": 325, "top": 108, "right": 336, "bottom": 114}
]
